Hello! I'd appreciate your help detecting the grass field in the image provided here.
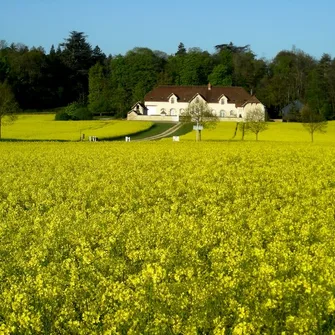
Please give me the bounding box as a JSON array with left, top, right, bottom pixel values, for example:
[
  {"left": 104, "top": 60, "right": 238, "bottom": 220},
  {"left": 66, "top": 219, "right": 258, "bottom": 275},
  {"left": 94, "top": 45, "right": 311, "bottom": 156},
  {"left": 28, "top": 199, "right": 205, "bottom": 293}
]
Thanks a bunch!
[
  {"left": 1, "top": 141, "right": 335, "bottom": 333},
  {"left": 180, "top": 121, "right": 335, "bottom": 142},
  {"left": 1, "top": 114, "right": 153, "bottom": 141},
  {"left": 3, "top": 114, "right": 335, "bottom": 143}
]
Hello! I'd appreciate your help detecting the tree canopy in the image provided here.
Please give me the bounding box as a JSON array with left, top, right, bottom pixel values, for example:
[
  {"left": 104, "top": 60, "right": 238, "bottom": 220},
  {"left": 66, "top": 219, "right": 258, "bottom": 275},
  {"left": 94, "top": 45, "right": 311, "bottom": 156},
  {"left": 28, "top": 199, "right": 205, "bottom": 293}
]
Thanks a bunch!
[
  {"left": 301, "top": 104, "right": 328, "bottom": 142},
  {"left": 0, "top": 37, "right": 334, "bottom": 119},
  {"left": 0, "top": 82, "right": 20, "bottom": 139},
  {"left": 244, "top": 107, "right": 268, "bottom": 141}
]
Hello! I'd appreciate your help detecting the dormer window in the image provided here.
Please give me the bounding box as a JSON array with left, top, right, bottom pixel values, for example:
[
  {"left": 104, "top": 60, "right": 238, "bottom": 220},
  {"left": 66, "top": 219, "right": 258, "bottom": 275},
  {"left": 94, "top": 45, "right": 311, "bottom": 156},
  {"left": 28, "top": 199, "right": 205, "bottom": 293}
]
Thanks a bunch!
[
  {"left": 196, "top": 97, "right": 200, "bottom": 103},
  {"left": 221, "top": 99, "right": 225, "bottom": 105},
  {"left": 171, "top": 97, "right": 175, "bottom": 104}
]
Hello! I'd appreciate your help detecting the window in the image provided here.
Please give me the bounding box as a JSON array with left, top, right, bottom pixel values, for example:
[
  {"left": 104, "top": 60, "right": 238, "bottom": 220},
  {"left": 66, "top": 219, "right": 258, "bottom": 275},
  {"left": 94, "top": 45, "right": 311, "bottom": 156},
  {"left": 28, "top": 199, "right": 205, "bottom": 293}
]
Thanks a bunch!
[
  {"left": 170, "top": 108, "right": 177, "bottom": 115},
  {"left": 180, "top": 108, "right": 185, "bottom": 114},
  {"left": 195, "top": 97, "right": 200, "bottom": 103},
  {"left": 171, "top": 97, "right": 175, "bottom": 104},
  {"left": 220, "top": 110, "right": 225, "bottom": 118},
  {"left": 230, "top": 110, "right": 237, "bottom": 117},
  {"left": 221, "top": 99, "right": 225, "bottom": 105},
  {"left": 160, "top": 108, "right": 166, "bottom": 115}
]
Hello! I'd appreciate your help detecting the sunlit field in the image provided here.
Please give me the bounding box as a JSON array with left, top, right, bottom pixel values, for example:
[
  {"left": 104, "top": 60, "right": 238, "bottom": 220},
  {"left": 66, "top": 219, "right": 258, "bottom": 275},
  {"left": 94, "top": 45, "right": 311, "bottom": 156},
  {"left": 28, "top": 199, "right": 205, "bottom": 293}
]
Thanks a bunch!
[
  {"left": 180, "top": 121, "right": 335, "bottom": 142},
  {"left": 2, "top": 114, "right": 153, "bottom": 141},
  {"left": 1, "top": 141, "right": 335, "bottom": 333},
  {"left": 3, "top": 115, "right": 335, "bottom": 143}
]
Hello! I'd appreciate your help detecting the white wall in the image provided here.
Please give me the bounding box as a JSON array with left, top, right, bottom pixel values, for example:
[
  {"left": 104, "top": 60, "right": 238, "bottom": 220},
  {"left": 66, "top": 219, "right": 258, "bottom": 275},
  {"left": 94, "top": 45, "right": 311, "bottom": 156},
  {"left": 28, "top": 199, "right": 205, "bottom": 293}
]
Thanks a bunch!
[
  {"left": 127, "top": 113, "right": 179, "bottom": 122},
  {"left": 146, "top": 105, "right": 157, "bottom": 115},
  {"left": 143, "top": 100, "right": 256, "bottom": 120},
  {"left": 244, "top": 103, "right": 266, "bottom": 120},
  {"left": 134, "top": 98, "right": 266, "bottom": 122}
]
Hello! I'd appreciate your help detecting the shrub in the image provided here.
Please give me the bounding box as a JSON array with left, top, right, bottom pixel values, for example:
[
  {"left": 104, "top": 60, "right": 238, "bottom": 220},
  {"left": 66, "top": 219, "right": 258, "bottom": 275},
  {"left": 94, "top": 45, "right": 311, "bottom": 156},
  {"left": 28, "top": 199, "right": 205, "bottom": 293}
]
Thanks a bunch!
[
  {"left": 69, "top": 106, "right": 93, "bottom": 120},
  {"left": 55, "top": 110, "right": 71, "bottom": 120},
  {"left": 55, "top": 103, "right": 93, "bottom": 121}
]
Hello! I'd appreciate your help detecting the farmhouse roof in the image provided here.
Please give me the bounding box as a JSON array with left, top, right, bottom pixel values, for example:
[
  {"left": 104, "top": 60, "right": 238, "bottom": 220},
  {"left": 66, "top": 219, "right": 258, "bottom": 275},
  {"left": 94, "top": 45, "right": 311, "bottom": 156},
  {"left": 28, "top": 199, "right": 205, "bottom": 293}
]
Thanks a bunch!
[
  {"left": 242, "top": 95, "right": 261, "bottom": 106},
  {"left": 131, "top": 101, "right": 147, "bottom": 109},
  {"left": 144, "top": 85, "right": 260, "bottom": 107}
]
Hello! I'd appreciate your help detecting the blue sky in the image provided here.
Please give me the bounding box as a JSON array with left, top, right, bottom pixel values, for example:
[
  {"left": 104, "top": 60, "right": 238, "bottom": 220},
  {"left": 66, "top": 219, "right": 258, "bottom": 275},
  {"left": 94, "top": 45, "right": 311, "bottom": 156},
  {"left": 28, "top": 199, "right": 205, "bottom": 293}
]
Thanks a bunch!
[{"left": 0, "top": 0, "right": 334, "bottom": 60}]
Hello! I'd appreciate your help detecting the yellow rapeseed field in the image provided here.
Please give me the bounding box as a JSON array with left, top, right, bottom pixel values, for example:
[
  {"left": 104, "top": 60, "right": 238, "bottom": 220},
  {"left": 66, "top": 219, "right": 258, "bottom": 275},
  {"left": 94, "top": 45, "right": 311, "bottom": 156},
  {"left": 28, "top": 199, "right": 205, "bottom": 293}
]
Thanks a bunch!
[
  {"left": 181, "top": 121, "right": 335, "bottom": 142},
  {"left": 1, "top": 141, "right": 335, "bottom": 333},
  {"left": 2, "top": 114, "right": 153, "bottom": 141}
]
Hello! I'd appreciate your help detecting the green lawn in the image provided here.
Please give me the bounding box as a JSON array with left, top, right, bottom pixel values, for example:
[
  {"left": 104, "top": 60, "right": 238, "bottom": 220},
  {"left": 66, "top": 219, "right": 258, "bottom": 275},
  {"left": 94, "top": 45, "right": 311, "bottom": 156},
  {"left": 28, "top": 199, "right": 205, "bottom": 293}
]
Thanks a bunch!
[{"left": 1, "top": 114, "right": 153, "bottom": 141}]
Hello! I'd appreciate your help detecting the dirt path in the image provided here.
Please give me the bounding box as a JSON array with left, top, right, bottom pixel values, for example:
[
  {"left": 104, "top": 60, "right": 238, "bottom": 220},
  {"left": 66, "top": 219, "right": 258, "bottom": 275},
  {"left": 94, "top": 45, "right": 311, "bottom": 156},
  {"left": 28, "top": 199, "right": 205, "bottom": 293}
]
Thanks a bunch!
[{"left": 133, "top": 123, "right": 183, "bottom": 142}]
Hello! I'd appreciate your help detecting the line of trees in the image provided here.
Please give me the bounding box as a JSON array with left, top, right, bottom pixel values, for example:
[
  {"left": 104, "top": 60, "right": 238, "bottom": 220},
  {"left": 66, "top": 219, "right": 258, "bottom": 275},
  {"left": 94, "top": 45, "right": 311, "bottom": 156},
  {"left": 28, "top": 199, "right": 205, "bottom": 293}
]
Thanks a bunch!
[{"left": 1, "top": 34, "right": 335, "bottom": 120}]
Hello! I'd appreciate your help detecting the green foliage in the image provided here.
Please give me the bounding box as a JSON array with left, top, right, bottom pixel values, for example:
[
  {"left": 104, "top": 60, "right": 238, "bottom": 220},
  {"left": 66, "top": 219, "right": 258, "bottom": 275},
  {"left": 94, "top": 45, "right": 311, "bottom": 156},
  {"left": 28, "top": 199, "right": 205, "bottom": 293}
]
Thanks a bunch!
[
  {"left": 54, "top": 109, "right": 71, "bottom": 120},
  {"left": 60, "top": 31, "right": 93, "bottom": 74},
  {"left": 55, "top": 102, "right": 92, "bottom": 121},
  {"left": 233, "top": 51, "right": 266, "bottom": 91},
  {"left": 1, "top": 36, "right": 335, "bottom": 121},
  {"left": 179, "top": 48, "right": 214, "bottom": 85},
  {"left": 208, "top": 64, "right": 232, "bottom": 86},
  {"left": 108, "top": 48, "right": 166, "bottom": 116},
  {"left": 258, "top": 49, "right": 316, "bottom": 116},
  {"left": 306, "top": 54, "right": 335, "bottom": 120},
  {"left": 301, "top": 104, "right": 328, "bottom": 142},
  {"left": 175, "top": 42, "right": 186, "bottom": 56},
  {"left": 88, "top": 63, "right": 111, "bottom": 116},
  {"left": 0, "top": 82, "right": 20, "bottom": 139},
  {"left": 244, "top": 107, "right": 268, "bottom": 140},
  {"left": 68, "top": 106, "right": 92, "bottom": 121}
]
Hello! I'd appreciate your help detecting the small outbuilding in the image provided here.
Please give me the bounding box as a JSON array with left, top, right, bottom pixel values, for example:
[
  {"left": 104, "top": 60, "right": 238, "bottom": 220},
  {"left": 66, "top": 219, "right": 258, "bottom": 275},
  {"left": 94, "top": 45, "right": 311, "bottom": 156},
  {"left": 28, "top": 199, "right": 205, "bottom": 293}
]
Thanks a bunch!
[{"left": 281, "top": 100, "right": 304, "bottom": 122}]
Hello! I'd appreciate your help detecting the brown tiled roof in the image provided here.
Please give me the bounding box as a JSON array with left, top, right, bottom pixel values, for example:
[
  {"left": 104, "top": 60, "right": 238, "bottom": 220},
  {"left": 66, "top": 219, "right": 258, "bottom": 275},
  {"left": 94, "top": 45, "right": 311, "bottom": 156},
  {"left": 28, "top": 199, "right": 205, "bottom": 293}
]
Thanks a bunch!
[
  {"left": 242, "top": 95, "right": 261, "bottom": 106},
  {"left": 144, "top": 85, "right": 261, "bottom": 107}
]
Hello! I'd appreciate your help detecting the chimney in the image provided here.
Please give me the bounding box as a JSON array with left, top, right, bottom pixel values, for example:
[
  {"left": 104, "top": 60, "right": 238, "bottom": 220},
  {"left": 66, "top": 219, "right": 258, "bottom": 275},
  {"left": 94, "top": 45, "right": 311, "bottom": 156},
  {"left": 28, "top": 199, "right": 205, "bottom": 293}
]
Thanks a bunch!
[{"left": 208, "top": 82, "right": 212, "bottom": 90}]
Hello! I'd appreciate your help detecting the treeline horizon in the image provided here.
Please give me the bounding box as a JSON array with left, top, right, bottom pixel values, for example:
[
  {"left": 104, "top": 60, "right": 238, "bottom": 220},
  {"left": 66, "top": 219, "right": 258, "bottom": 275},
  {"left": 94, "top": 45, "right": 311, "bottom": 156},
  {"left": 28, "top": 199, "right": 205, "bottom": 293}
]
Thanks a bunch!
[{"left": 1, "top": 31, "right": 335, "bottom": 119}]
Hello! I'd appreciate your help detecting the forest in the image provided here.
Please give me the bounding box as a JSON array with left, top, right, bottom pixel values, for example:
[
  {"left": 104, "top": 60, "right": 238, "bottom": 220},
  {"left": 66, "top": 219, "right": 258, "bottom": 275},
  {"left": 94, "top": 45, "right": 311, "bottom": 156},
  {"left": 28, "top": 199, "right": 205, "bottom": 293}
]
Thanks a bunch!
[{"left": 1, "top": 31, "right": 334, "bottom": 119}]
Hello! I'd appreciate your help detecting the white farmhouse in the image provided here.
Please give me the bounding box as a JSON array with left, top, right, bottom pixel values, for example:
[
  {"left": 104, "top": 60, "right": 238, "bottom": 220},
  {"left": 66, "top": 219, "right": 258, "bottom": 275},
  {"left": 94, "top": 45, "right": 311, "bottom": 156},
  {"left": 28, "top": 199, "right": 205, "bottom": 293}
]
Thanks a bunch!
[{"left": 127, "top": 83, "right": 265, "bottom": 122}]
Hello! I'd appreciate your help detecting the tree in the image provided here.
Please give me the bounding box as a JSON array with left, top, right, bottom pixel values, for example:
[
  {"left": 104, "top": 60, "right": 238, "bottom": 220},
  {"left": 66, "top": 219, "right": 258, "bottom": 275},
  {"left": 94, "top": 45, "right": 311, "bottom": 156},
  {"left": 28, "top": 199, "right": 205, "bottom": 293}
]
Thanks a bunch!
[
  {"left": 244, "top": 107, "right": 268, "bottom": 140},
  {"left": 88, "top": 63, "right": 111, "bottom": 116},
  {"left": 109, "top": 48, "right": 165, "bottom": 115},
  {"left": 180, "top": 99, "right": 219, "bottom": 141},
  {"left": 301, "top": 104, "right": 327, "bottom": 142},
  {"left": 92, "top": 45, "right": 106, "bottom": 64},
  {"left": 214, "top": 42, "right": 250, "bottom": 54},
  {"left": 208, "top": 64, "right": 232, "bottom": 86},
  {"left": 60, "top": 31, "right": 95, "bottom": 101},
  {"left": 60, "top": 31, "right": 93, "bottom": 73},
  {"left": 179, "top": 48, "right": 214, "bottom": 85},
  {"left": 0, "top": 82, "right": 19, "bottom": 139},
  {"left": 49, "top": 44, "right": 56, "bottom": 56},
  {"left": 8, "top": 47, "right": 49, "bottom": 109},
  {"left": 176, "top": 42, "right": 186, "bottom": 56},
  {"left": 260, "top": 49, "right": 315, "bottom": 117},
  {"left": 306, "top": 54, "right": 335, "bottom": 120}
]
